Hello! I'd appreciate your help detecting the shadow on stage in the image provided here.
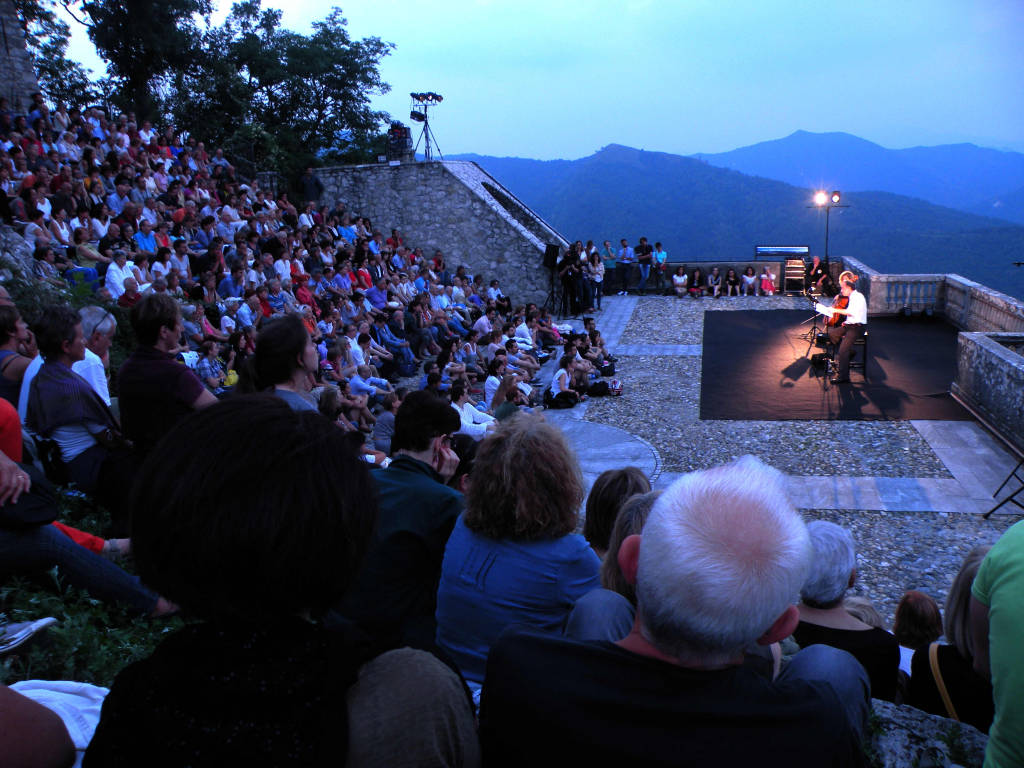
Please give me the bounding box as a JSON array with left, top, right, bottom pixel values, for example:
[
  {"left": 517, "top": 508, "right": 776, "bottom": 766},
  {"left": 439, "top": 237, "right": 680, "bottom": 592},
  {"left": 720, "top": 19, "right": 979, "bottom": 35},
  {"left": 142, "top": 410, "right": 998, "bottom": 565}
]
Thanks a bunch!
[{"left": 699, "top": 309, "right": 971, "bottom": 421}]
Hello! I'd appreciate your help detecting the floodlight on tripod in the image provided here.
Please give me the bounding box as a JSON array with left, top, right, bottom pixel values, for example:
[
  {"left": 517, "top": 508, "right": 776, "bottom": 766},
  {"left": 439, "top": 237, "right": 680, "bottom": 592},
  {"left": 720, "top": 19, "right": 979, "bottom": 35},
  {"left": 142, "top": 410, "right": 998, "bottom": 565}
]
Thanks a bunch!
[
  {"left": 808, "top": 190, "right": 848, "bottom": 265},
  {"left": 409, "top": 92, "right": 444, "bottom": 162}
]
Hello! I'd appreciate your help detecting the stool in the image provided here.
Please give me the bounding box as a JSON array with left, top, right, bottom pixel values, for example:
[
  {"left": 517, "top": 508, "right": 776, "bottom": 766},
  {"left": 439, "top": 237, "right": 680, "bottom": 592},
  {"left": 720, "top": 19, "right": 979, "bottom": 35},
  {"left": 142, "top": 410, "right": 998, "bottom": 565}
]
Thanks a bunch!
[
  {"left": 823, "top": 330, "right": 869, "bottom": 380},
  {"left": 850, "top": 331, "right": 869, "bottom": 377}
]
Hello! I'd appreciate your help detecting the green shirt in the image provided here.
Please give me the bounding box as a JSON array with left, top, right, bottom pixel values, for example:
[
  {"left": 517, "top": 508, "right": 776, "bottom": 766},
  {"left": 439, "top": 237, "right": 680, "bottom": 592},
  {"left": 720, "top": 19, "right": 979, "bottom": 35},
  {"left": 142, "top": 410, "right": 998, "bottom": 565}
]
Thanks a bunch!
[{"left": 973, "top": 519, "right": 1024, "bottom": 768}]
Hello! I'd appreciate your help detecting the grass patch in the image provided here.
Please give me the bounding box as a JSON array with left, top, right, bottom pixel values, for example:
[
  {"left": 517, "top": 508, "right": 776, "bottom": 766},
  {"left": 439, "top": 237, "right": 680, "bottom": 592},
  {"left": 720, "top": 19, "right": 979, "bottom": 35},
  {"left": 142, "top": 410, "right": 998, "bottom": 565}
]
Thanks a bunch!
[{"left": 1, "top": 491, "right": 184, "bottom": 687}]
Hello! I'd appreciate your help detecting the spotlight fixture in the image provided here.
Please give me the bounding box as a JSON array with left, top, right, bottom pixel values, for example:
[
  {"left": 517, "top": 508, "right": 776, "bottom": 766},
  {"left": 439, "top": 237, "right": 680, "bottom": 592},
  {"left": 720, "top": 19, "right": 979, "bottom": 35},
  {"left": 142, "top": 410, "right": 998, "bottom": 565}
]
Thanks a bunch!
[
  {"left": 408, "top": 91, "right": 444, "bottom": 161},
  {"left": 814, "top": 191, "right": 828, "bottom": 206},
  {"left": 831, "top": 191, "right": 841, "bottom": 204}
]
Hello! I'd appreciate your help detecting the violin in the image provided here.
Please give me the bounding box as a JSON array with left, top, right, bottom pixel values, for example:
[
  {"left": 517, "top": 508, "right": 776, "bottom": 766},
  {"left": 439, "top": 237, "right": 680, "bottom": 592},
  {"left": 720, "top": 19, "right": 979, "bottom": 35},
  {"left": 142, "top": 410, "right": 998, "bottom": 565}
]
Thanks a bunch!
[{"left": 826, "top": 294, "right": 849, "bottom": 327}]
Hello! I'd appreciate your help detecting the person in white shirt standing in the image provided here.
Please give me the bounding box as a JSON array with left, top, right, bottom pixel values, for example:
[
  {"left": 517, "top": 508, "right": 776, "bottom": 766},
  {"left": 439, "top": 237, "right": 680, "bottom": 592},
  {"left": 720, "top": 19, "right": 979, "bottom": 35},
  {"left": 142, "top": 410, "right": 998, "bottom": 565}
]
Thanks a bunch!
[{"left": 826, "top": 272, "right": 867, "bottom": 384}]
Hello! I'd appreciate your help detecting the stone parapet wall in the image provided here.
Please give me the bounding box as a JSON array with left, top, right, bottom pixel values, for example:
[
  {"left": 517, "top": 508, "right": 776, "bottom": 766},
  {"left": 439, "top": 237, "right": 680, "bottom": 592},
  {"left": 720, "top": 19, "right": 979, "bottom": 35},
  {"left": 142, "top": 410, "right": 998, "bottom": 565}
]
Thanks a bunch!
[
  {"left": 951, "top": 332, "right": 1024, "bottom": 454},
  {"left": 316, "top": 160, "right": 568, "bottom": 306},
  {"left": 842, "top": 255, "right": 1024, "bottom": 332}
]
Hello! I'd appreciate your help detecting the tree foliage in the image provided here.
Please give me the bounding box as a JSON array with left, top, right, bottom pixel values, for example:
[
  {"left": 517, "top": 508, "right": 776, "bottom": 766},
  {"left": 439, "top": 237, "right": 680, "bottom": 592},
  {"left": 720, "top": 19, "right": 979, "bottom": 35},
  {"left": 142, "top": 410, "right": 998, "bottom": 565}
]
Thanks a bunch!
[
  {"left": 167, "top": 1, "right": 394, "bottom": 178},
  {"left": 12, "top": 0, "right": 100, "bottom": 107},
  {"left": 74, "top": 0, "right": 212, "bottom": 120}
]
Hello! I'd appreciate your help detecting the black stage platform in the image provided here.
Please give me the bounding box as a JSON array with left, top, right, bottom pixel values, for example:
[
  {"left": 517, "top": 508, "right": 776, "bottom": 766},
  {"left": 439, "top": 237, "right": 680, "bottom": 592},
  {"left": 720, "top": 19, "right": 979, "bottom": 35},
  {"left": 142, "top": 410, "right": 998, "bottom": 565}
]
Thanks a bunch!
[{"left": 700, "top": 310, "right": 971, "bottom": 421}]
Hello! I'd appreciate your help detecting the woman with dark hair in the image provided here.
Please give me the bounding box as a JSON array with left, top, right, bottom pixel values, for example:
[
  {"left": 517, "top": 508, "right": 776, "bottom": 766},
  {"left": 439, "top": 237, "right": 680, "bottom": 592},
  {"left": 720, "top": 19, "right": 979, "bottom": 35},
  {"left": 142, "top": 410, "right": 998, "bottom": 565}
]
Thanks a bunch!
[
  {"left": 240, "top": 314, "right": 319, "bottom": 411},
  {"left": 564, "top": 490, "right": 660, "bottom": 642},
  {"left": 435, "top": 414, "right": 599, "bottom": 698},
  {"left": 688, "top": 267, "right": 706, "bottom": 298},
  {"left": 581, "top": 466, "right": 651, "bottom": 559},
  {"left": 0, "top": 305, "right": 36, "bottom": 408},
  {"left": 85, "top": 396, "right": 480, "bottom": 766},
  {"left": 741, "top": 265, "right": 758, "bottom": 296},
  {"left": 545, "top": 353, "right": 580, "bottom": 409},
  {"left": 724, "top": 267, "right": 741, "bottom": 296}
]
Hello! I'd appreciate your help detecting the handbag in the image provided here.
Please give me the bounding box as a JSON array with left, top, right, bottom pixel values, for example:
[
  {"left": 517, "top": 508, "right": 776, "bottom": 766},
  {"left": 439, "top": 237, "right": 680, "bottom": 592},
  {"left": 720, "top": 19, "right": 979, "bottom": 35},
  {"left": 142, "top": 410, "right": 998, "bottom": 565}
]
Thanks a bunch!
[{"left": 928, "top": 642, "right": 959, "bottom": 721}]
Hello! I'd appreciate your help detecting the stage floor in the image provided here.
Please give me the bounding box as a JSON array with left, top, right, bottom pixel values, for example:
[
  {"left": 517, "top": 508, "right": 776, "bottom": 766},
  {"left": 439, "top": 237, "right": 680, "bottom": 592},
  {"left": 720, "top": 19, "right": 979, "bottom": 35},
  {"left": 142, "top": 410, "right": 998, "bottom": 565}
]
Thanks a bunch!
[{"left": 699, "top": 310, "right": 971, "bottom": 421}]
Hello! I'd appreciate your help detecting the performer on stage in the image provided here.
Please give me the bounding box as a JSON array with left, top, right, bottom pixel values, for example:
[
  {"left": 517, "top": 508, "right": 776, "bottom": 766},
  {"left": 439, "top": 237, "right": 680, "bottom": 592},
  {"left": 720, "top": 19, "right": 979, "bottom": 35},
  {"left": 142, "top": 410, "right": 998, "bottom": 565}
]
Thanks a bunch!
[{"left": 824, "top": 272, "right": 866, "bottom": 384}]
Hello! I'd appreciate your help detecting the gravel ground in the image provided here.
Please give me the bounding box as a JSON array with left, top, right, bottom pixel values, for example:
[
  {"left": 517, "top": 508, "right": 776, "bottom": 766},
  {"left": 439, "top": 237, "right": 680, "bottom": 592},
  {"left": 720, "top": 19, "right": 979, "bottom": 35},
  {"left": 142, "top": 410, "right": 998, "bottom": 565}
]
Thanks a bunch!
[
  {"left": 584, "top": 355, "right": 951, "bottom": 477},
  {"left": 803, "top": 509, "right": 1021, "bottom": 627},
  {"left": 618, "top": 295, "right": 810, "bottom": 345}
]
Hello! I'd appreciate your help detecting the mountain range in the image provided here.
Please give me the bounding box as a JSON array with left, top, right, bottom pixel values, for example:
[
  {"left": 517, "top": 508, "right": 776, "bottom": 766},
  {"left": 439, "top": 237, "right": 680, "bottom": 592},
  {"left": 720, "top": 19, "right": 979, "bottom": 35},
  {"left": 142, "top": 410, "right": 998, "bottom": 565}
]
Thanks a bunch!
[
  {"left": 450, "top": 136, "right": 1024, "bottom": 302},
  {"left": 694, "top": 131, "right": 1024, "bottom": 225}
]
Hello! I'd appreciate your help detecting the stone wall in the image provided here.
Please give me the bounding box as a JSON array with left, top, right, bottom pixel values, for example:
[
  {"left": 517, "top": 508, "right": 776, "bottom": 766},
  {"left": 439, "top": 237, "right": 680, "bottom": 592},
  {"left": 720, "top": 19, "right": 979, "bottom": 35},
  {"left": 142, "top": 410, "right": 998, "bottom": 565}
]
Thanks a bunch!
[
  {"left": 316, "top": 160, "right": 568, "bottom": 306},
  {"left": 842, "top": 255, "right": 1024, "bottom": 332},
  {"left": 0, "top": 0, "right": 41, "bottom": 115},
  {"left": 951, "top": 332, "right": 1024, "bottom": 454}
]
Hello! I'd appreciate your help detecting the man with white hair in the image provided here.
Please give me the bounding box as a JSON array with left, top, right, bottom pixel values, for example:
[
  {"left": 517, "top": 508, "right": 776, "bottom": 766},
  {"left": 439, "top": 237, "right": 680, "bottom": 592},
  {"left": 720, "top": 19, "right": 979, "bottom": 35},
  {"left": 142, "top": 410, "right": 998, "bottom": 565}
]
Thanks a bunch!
[{"left": 479, "top": 456, "right": 870, "bottom": 766}]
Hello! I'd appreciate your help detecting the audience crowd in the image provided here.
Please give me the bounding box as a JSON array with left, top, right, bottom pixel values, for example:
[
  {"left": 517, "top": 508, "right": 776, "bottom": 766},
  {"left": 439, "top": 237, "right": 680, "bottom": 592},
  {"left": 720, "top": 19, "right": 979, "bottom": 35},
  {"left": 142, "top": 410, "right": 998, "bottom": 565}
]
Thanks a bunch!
[{"left": 1, "top": 96, "right": 1022, "bottom": 768}]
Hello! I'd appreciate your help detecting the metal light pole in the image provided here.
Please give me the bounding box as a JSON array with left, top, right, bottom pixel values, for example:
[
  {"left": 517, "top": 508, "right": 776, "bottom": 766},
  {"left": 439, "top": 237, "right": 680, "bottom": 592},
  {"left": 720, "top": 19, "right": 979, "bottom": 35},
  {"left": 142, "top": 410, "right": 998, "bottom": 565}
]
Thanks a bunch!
[{"left": 810, "top": 190, "right": 848, "bottom": 266}]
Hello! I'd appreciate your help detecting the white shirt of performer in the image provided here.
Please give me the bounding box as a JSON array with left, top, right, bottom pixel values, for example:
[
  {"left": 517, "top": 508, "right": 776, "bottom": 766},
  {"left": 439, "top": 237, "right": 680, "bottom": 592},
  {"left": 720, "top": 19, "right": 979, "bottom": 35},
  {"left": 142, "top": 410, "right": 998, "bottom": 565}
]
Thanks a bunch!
[{"left": 843, "top": 290, "right": 867, "bottom": 325}]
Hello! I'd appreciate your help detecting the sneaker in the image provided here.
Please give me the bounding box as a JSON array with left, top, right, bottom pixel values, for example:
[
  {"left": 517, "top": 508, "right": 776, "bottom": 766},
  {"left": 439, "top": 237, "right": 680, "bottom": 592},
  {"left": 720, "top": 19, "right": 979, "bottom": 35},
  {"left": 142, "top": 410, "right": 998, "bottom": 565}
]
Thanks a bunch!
[{"left": 0, "top": 618, "right": 58, "bottom": 654}]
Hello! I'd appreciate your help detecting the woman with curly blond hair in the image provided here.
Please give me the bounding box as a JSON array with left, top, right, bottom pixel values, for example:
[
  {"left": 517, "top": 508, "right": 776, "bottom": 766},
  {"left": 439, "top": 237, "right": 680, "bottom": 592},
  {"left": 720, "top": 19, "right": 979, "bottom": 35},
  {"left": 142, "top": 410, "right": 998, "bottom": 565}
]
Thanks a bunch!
[{"left": 435, "top": 413, "right": 600, "bottom": 696}]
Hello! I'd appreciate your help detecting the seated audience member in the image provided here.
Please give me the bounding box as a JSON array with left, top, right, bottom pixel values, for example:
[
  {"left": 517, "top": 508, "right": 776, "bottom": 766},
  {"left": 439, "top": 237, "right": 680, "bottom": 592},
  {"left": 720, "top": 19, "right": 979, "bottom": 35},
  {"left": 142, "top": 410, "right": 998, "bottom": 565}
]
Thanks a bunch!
[
  {"left": 0, "top": 305, "right": 35, "bottom": 408},
  {"left": 479, "top": 456, "right": 869, "bottom": 766},
  {"left": 581, "top": 466, "right": 651, "bottom": 559},
  {"left": 436, "top": 414, "right": 600, "bottom": 697},
  {"left": 564, "top": 490, "right": 660, "bottom": 643},
  {"left": 84, "top": 396, "right": 479, "bottom": 767},
  {"left": 908, "top": 546, "right": 993, "bottom": 732},
  {"left": 794, "top": 520, "right": 900, "bottom": 701},
  {"left": 117, "top": 294, "right": 217, "bottom": 456},
  {"left": 71, "top": 306, "right": 116, "bottom": 406},
  {"left": 843, "top": 596, "right": 885, "bottom": 629},
  {"left": 688, "top": 267, "right": 706, "bottom": 298},
  {"left": 0, "top": 682, "right": 76, "bottom": 768},
  {"left": 724, "top": 267, "right": 741, "bottom": 296},
  {"left": 545, "top": 353, "right": 580, "bottom": 409},
  {"left": 371, "top": 391, "right": 401, "bottom": 454},
  {"left": 970, "top": 522, "right": 1024, "bottom": 767},
  {"left": 672, "top": 266, "right": 688, "bottom": 297},
  {"left": 707, "top": 266, "right": 722, "bottom": 298},
  {"left": 0, "top": 397, "right": 172, "bottom": 617},
  {"left": 892, "top": 589, "right": 942, "bottom": 678},
  {"left": 337, "top": 391, "right": 462, "bottom": 650},
  {"left": 450, "top": 381, "right": 494, "bottom": 441},
  {"left": 741, "top": 265, "right": 758, "bottom": 295},
  {"left": 490, "top": 374, "right": 527, "bottom": 421},
  {"left": 26, "top": 306, "right": 137, "bottom": 531},
  {"left": 238, "top": 315, "right": 318, "bottom": 412}
]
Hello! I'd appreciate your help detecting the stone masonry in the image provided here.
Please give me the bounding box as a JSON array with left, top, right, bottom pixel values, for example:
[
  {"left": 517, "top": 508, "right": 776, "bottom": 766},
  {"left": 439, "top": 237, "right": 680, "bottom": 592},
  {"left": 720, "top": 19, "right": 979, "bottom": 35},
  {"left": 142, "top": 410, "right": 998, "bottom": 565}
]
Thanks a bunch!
[
  {"left": 0, "top": 0, "right": 41, "bottom": 115},
  {"left": 316, "top": 160, "right": 568, "bottom": 306}
]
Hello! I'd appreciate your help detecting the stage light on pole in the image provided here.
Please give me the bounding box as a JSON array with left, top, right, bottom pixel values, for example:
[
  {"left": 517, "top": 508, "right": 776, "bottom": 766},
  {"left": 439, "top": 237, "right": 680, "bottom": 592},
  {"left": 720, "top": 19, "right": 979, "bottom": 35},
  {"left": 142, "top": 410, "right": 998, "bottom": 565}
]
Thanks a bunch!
[{"left": 808, "top": 190, "right": 848, "bottom": 266}]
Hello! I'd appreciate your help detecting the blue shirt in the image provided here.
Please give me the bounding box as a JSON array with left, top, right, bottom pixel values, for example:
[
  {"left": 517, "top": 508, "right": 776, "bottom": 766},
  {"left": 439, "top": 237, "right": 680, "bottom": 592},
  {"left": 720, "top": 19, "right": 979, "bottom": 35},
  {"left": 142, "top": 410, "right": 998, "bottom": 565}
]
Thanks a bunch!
[
  {"left": 435, "top": 516, "right": 600, "bottom": 685},
  {"left": 217, "top": 276, "right": 243, "bottom": 299},
  {"left": 134, "top": 231, "right": 157, "bottom": 253}
]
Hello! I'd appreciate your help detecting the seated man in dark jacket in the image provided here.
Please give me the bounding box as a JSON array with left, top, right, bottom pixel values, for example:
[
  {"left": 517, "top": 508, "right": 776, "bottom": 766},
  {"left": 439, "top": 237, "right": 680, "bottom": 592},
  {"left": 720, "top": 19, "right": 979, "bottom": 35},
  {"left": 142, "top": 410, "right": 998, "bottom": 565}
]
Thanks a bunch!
[{"left": 336, "top": 391, "right": 462, "bottom": 650}]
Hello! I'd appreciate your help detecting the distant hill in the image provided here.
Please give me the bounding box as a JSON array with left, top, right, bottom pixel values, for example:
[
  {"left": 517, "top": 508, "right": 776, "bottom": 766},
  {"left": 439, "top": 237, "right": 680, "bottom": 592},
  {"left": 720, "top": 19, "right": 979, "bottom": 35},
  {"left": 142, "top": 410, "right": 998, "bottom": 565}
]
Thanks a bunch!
[
  {"left": 450, "top": 144, "right": 1024, "bottom": 301},
  {"left": 693, "top": 130, "right": 1024, "bottom": 225}
]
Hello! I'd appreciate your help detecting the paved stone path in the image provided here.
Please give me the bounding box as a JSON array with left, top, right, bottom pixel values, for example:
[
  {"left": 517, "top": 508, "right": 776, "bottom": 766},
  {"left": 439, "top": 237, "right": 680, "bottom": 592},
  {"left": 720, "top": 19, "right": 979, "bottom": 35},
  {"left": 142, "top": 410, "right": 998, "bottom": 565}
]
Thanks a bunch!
[{"left": 545, "top": 295, "right": 1021, "bottom": 515}]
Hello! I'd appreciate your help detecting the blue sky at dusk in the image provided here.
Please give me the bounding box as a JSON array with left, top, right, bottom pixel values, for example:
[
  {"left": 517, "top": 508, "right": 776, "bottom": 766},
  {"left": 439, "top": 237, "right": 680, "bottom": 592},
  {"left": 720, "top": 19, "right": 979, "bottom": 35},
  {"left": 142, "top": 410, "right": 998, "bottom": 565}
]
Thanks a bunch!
[{"left": 64, "top": 0, "right": 1024, "bottom": 159}]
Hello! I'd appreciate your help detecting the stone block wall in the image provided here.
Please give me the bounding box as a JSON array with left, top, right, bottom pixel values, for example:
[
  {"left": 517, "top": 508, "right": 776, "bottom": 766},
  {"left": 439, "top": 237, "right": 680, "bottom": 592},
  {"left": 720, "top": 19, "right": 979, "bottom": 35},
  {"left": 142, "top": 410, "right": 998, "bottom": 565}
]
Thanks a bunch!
[
  {"left": 316, "top": 160, "right": 568, "bottom": 306},
  {"left": 0, "top": 1, "right": 41, "bottom": 114},
  {"left": 951, "top": 332, "right": 1024, "bottom": 454},
  {"left": 842, "top": 255, "right": 1024, "bottom": 332}
]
